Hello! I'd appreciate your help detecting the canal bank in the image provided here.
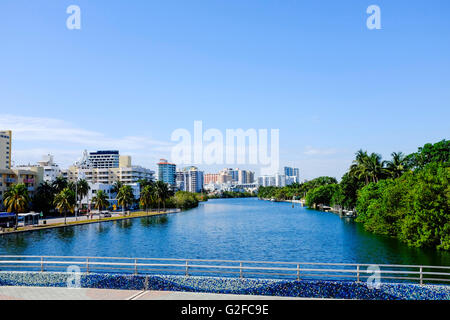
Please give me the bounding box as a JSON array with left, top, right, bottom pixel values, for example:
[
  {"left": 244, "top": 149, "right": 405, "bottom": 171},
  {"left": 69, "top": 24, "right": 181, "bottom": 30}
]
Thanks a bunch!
[{"left": 0, "top": 209, "right": 180, "bottom": 236}]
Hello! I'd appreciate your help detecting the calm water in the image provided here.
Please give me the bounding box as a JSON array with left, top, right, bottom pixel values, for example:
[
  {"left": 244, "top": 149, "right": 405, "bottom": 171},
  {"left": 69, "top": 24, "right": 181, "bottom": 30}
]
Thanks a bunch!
[{"left": 0, "top": 198, "right": 449, "bottom": 265}]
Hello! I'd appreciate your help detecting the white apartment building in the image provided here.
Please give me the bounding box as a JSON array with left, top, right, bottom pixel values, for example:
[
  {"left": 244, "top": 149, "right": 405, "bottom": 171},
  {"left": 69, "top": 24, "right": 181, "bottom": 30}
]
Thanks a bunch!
[
  {"left": 63, "top": 165, "right": 154, "bottom": 185},
  {"left": 38, "top": 154, "right": 61, "bottom": 183},
  {"left": 88, "top": 150, "right": 120, "bottom": 168},
  {"left": 257, "top": 173, "right": 288, "bottom": 187},
  {"left": 176, "top": 166, "right": 204, "bottom": 193},
  {"left": 257, "top": 175, "right": 276, "bottom": 187},
  {"left": 284, "top": 166, "right": 300, "bottom": 185},
  {"left": 275, "top": 174, "right": 286, "bottom": 187}
]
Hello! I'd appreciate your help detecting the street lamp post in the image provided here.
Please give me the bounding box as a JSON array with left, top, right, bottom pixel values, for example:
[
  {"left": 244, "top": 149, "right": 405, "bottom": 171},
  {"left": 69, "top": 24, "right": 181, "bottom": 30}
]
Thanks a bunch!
[
  {"left": 75, "top": 178, "right": 78, "bottom": 221},
  {"left": 74, "top": 160, "right": 81, "bottom": 222}
]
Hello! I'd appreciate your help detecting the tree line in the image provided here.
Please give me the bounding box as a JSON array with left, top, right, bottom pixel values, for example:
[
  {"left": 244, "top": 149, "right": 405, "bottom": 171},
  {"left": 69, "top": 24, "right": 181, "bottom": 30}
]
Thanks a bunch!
[
  {"left": 258, "top": 139, "right": 449, "bottom": 250},
  {"left": 2, "top": 177, "right": 201, "bottom": 229}
]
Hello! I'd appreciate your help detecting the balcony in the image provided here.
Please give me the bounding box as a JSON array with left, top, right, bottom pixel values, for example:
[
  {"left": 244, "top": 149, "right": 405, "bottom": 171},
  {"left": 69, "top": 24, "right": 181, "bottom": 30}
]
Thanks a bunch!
[{"left": 5, "top": 178, "right": 16, "bottom": 183}]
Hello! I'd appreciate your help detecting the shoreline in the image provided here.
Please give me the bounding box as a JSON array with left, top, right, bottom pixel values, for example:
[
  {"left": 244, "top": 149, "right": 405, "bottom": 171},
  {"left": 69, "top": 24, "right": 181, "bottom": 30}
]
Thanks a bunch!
[{"left": 0, "top": 209, "right": 181, "bottom": 236}]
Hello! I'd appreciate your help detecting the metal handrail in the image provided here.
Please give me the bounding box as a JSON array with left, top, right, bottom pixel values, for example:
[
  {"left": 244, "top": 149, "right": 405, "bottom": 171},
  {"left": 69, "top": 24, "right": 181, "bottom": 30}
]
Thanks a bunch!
[
  {"left": 0, "top": 255, "right": 449, "bottom": 269},
  {"left": 0, "top": 255, "right": 449, "bottom": 285}
]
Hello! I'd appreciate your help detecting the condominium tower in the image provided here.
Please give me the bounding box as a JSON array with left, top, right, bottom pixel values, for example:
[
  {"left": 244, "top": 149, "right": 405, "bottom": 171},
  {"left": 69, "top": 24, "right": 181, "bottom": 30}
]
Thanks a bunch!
[
  {"left": 0, "top": 130, "right": 12, "bottom": 170},
  {"left": 157, "top": 159, "right": 176, "bottom": 187},
  {"left": 176, "top": 166, "right": 204, "bottom": 193}
]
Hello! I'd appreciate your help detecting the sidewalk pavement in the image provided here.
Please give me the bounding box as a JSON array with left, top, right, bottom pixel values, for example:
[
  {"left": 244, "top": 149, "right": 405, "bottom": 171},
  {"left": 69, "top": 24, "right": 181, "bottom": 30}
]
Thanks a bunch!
[{"left": 0, "top": 286, "right": 306, "bottom": 300}]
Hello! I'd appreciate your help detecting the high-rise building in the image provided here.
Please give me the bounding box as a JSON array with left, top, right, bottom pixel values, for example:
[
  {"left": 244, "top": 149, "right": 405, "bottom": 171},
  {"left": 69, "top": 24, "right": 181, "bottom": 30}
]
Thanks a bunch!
[
  {"left": 257, "top": 173, "right": 286, "bottom": 187},
  {"left": 275, "top": 174, "right": 286, "bottom": 187},
  {"left": 238, "top": 170, "right": 255, "bottom": 184},
  {"left": 218, "top": 172, "right": 233, "bottom": 184},
  {"left": 176, "top": 166, "right": 204, "bottom": 193},
  {"left": 88, "top": 150, "right": 120, "bottom": 168},
  {"left": 157, "top": 159, "right": 176, "bottom": 187},
  {"left": 284, "top": 166, "right": 300, "bottom": 179},
  {"left": 284, "top": 166, "right": 300, "bottom": 185},
  {"left": 0, "top": 130, "right": 12, "bottom": 170}
]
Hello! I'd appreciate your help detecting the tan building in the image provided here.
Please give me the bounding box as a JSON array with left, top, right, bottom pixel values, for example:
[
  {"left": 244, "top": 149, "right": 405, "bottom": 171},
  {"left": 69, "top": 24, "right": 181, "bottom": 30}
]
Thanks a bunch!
[
  {"left": 204, "top": 173, "right": 219, "bottom": 184},
  {"left": 218, "top": 172, "right": 233, "bottom": 184},
  {"left": 0, "top": 130, "right": 12, "bottom": 170},
  {"left": 0, "top": 168, "right": 39, "bottom": 209}
]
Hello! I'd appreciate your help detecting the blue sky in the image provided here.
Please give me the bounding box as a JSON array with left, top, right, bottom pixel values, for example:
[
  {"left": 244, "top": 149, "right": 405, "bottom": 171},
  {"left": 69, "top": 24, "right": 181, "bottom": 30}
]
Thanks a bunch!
[{"left": 0, "top": 0, "right": 449, "bottom": 179}]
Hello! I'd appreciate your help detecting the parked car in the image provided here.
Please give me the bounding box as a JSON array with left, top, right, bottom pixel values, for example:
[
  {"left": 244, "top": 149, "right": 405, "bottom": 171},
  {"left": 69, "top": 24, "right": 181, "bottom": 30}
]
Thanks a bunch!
[{"left": 102, "top": 211, "right": 112, "bottom": 218}]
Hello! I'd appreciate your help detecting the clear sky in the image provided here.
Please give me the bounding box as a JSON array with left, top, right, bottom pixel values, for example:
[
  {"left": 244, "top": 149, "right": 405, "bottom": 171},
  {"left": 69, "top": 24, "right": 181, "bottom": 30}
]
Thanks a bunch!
[{"left": 0, "top": 0, "right": 449, "bottom": 179}]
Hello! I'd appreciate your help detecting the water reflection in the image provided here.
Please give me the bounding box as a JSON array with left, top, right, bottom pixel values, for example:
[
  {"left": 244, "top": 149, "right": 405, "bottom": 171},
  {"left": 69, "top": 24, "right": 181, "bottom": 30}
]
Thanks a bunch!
[
  {"left": 1, "top": 234, "right": 29, "bottom": 253},
  {"left": 140, "top": 216, "right": 168, "bottom": 227},
  {"left": 96, "top": 223, "right": 110, "bottom": 234},
  {"left": 56, "top": 227, "right": 75, "bottom": 241},
  {"left": 118, "top": 219, "right": 133, "bottom": 229}
]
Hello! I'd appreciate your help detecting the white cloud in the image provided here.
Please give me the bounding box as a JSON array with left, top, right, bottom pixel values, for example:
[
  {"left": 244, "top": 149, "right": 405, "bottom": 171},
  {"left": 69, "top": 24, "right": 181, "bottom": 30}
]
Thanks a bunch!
[
  {"left": 0, "top": 114, "right": 173, "bottom": 168},
  {"left": 304, "top": 146, "right": 338, "bottom": 156}
]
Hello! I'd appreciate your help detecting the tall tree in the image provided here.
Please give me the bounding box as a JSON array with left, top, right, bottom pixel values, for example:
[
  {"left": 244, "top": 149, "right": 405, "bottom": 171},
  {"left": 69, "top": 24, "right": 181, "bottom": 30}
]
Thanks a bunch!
[
  {"left": 140, "top": 184, "right": 155, "bottom": 215},
  {"left": 386, "top": 152, "right": 408, "bottom": 178},
  {"left": 366, "top": 152, "right": 387, "bottom": 183},
  {"left": 75, "top": 179, "right": 90, "bottom": 212},
  {"left": 53, "top": 187, "right": 75, "bottom": 225},
  {"left": 111, "top": 180, "right": 124, "bottom": 194},
  {"left": 3, "top": 184, "right": 30, "bottom": 230},
  {"left": 154, "top": 181, "right": 170, "bottom": 212},
  {"left": 91, "top": 190, "right": 110, "bottom": 220},
  {"left": 52, "top": 176, "right": 68, "bottom": 194},
  {"left": 32, "top": 181, "right": 55, "bottom": 215},
  {"left": 349, "top": 149, "right": 370, "bottom": 185},
  {"left": 406, "top": 139, "right": 450, "bottom": 169},
  {"left": 116, "top": 185, "right": 134, "bottom": 215},
  {"left": 137, "top": 179, "right": 154, "bottom": 192}
]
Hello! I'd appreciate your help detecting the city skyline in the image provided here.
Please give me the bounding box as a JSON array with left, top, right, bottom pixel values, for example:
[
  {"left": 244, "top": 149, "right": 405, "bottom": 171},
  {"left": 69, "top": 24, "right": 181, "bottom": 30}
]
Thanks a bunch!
[{"left": 1, "top": 1, "right": 449, "bottom": 180}]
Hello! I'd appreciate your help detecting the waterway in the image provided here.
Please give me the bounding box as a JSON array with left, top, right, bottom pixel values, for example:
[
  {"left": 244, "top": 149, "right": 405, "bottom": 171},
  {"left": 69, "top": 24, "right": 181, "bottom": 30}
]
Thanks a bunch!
[{"left": 0, "top": 198, "right": 448, "bottom": 266}]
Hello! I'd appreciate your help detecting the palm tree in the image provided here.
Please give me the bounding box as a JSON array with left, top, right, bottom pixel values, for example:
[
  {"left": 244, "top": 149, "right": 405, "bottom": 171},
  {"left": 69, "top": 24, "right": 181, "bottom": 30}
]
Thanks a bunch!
[
  {"left": 91, "top": 190, "right": 110, "bottom": 220},
  {"left": 3, "top": 184, "right": 30, "bottom": 230},
  {"left": 53, "top": 187, "right": 75, "bottom": 225},
  {"left": 137, "top": 179, "right": 154, "bottom": 192},
  {"left": 111, "top": 180, "right": 124, "bottom": 194},
  {"left": 365, "top": 153, "right": 387, "bottom": 183},
  {"left": 155, "top": 181, "right": 170, "bottom": 213},
  {"left": 52, "top": 176, "right": 68, "bottom": 194},
  {"left": 116, "top": 185, "right": 134, "bottom": 215},
  {"left": 140, "top": 184, "right": 155, "bottom": 215},
  {"left": 76, "top": 179, "right": 90, "bottom": 214},
  {"left": 349, "top": 149, "right": 370, "bottom": 185},
  {"left": 33, "top": 181, "right": 55, "bottom": 215},
  {"left": 386, "top": 152, "right": 407, "bottom": 178}
]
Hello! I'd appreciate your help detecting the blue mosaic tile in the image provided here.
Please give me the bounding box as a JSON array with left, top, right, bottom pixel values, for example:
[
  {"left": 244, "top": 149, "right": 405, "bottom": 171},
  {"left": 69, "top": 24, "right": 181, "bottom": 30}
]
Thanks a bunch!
[{"left": 0, "top": 271, "right": 449, "bottom": 300}]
